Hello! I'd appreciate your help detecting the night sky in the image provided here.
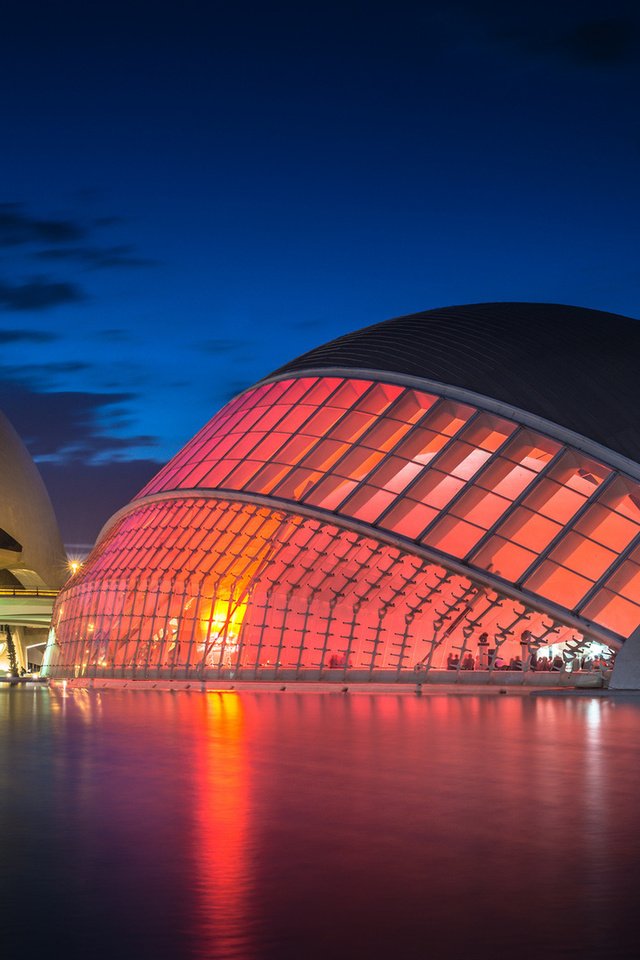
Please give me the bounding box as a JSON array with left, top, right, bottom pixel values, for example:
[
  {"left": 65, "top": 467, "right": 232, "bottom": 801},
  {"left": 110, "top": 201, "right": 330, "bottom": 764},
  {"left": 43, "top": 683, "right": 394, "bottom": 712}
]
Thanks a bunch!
[{"left": 1, "top": 0, "right": 639, "bottom": 550}]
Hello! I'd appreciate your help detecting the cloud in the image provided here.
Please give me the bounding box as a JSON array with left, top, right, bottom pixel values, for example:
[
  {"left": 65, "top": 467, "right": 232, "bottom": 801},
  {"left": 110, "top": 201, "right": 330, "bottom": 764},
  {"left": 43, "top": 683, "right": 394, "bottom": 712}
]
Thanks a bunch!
[
  {"left": 34, "top": 244, "right": 157, "bottom": 269},
  {"left": 0, "top": 328, "right": 58, "bottom": 344},
  {"left": 0, "top": 372, "right": 158, "bottom": 462},
  {"left": 0, "top": 203, "right": 84, "bottom": 246},
  {"left": 0, "top": 276, "right": 85, "bottom": 311}
]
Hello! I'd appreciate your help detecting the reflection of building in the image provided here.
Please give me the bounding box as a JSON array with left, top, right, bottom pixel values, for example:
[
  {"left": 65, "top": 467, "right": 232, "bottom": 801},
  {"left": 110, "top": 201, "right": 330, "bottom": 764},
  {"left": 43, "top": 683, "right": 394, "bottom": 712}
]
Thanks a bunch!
[
  {"left": 0, "top": 409, "right": 66, "bottom": 672},
  {"left": 43, "top": 304, "right": 640, "bottom": 686}
]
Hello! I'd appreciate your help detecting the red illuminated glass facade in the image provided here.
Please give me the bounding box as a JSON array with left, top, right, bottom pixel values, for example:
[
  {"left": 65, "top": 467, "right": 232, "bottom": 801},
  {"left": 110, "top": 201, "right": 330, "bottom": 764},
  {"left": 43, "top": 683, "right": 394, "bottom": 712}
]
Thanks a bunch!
[{"left": 44, "top": 362, "right": 640, "bottom": 681}]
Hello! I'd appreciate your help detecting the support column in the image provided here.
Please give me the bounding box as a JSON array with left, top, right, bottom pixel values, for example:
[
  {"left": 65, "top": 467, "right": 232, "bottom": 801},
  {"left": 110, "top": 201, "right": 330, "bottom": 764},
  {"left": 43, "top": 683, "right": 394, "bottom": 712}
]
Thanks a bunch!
[{"left": 609, "top": 628, "right": 640, "bottom": 689}]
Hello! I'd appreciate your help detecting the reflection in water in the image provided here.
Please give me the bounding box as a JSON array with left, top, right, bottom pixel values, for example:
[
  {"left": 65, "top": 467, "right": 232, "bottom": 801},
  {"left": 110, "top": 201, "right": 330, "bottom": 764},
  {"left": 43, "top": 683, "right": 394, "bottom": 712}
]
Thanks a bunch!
[
  {"left": 193, "top": 693, "right": 254, "bottom": 959},
  {"left": 2, "top": 688, "right": 640, "bottom": 959}
]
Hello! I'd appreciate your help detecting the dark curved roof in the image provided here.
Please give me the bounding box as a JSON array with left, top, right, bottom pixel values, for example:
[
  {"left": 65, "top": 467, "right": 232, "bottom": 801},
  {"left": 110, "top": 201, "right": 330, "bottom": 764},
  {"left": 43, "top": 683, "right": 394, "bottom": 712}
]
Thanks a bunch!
[{"left": 270, "top": 302, "right": 640, "bottom": 465}]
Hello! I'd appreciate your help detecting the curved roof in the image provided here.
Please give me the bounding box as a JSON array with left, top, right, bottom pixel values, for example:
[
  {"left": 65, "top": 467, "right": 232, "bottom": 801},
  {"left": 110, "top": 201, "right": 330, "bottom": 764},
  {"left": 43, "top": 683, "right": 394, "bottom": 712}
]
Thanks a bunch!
[
  {"left": 271, "top": 302, "right": 640, "bottom": 465},
  {"left": 0, "top": 409, "right": 67, "bottom": 588}
]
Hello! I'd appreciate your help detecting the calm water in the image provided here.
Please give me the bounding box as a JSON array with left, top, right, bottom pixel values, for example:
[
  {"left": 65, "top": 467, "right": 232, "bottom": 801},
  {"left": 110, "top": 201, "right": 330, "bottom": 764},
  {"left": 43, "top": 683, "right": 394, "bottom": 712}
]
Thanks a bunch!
[{"left": 2, "top": 687, "right": 640, "bottom": 960}]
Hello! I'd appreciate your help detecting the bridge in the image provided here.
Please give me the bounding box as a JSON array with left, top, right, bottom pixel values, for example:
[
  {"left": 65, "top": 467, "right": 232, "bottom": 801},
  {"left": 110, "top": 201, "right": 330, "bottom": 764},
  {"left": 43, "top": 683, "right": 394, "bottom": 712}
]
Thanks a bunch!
[{"left": 0, "top": 587, "right": 58, "bottom": 627}]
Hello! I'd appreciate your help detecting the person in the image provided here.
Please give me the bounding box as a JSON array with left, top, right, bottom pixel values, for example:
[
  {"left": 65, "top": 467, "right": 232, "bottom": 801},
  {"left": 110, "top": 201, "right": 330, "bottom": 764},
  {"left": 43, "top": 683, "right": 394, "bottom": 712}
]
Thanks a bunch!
[{"left": 461, "top": 652, "right": 475, "bottom": 671}]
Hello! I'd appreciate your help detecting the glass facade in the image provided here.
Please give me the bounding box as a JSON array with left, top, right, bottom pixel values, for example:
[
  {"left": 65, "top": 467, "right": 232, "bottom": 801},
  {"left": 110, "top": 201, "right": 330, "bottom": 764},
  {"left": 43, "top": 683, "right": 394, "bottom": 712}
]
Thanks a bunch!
[
  {"left": 45, "top": 499, "right": 606, "bottom": 681},
  {"left": 44, "top": 373, "right": 640, "bottom": 680}
]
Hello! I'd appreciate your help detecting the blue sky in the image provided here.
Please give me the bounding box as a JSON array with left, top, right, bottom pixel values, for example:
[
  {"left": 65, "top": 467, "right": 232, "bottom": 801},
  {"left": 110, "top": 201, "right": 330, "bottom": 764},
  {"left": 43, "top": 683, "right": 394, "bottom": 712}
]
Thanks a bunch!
[{"left": 1, "top": 0, "right": 639, "bottom": 546}]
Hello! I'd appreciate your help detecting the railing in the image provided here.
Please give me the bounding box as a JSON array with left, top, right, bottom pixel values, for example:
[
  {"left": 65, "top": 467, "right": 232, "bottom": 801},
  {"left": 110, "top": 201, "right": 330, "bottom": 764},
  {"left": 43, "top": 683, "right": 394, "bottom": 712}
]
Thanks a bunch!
[{"left": 0, "top": 588, "right": 59, "bottom": 598}]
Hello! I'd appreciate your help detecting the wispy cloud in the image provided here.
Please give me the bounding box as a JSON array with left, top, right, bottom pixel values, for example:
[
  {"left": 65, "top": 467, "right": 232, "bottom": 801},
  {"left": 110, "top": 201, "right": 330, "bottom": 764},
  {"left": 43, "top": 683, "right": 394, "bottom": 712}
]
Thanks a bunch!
[
  {"left": 0, "top": 277, "right": 85, "bottom": 311},
  {"left": 0, "top": 203, "right": 84, "bottom": 246},
  {"left": 34, "top": 244, "right": 157, "bottom": 269},
  {"left": 0, "top": 328, "right": 58, "bottom": 343}
]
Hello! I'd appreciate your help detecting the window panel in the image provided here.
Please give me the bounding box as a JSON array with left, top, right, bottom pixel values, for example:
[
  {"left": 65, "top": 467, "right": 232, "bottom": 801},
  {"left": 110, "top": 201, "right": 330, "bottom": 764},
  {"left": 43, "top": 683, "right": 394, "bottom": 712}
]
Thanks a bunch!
[
  {"left": 500, "top": 430, "right": 561, "bottom": 469},
  {"left": 600, "top": 557, "right": 640, "bottom": 603},
  {"left": 305, "top": 476, "right": 359, "bottom": 510},
  {"left": 459, "top": 414, "right": 515, "bottom": 451},
  {"left": 304, "top": 406, "right": 348, "bottom": 437},
  {"left": 494, "top": 506, "right": 562, "bottom": 553},
  {"left": 393, "top": 427, "right": 450, "bottom": 465},
  {"left": 302, "top": 438, "right": 350, "bottom": 471},
  {"left": 472, "top": 536, "right": 537, "bottom": 580},
  {"left": 449, "top": 487, "right": 511, "bottom": 529},
  {"left": 360, "top": 418, "right": 412, "bottom": 452},
  {"left": 547, "top": 451, "right": 610, "bottom": 496},
  {"left": 243, "top": 462, "right": 293, "bottom": 494},
  {"left": 385, "top": 389, "right": 436, "bottom": 423},
  {"left": 524, "top": 561, "right": 593, "bottom": 608},
  {"left": 379, "top": 501, "right": 439, "bottom": 539},
  {"left": 431, "top": 441, "right": 492, "bottom": 481},
  {"left": 367, "top": 456, "right": 423, "bottom": 494},
  {"left": 273, "top": 434, "right": 318, "bottom": 465},
  {"left": 574, "top": 503, "right": 640, "bottom": 552},
  {"left": 223, "top": 460, "right": 263, "bottom": 488},
  {"left": 581, "top": 589, "right": 640, "bottom": 638},
  {"left": 334, "top": 447, "right": 385, "bottom": 481},
  {"left": 272, "top": 468, "right": 323, "bottom": 500},
  {"left": 339, "top": 486, "right": 396, "bottom": 523},
  {"left": 423, "top": 400, "right": 474, "bottom": 436},
  {"left": 330, "top": 410, "right": 377, "bottom": 443},
  {"left": 423, "top": 516, "right": 486, "bottom": 558},
  {"left": 599, "top": 476, "right": 640, "bottom": 525},
  {"left": 408, "top": 470, "right": 466, "bottom": 510},
  {"left": 330, "top": 379, "right": 372, "bottom": 407},
  {"left": 303, "top": 377, "right": 343, "bottom": 404},
  {"left": 356, "top": 381, "right": 403, "bottom": 414},
  {"left": 475, "top": 459, "right": 538, "bottom": 500},
  {"left": 521, "top": 477, "right": 586, "bottom": 524},
  {"left": 549, "top": 532, "right": 616, "bottom": 581}
]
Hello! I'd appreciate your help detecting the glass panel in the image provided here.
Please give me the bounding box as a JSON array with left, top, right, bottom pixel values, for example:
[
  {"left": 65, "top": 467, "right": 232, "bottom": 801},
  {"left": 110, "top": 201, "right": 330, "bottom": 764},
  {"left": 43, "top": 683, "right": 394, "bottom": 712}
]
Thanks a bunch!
[
  {"left": 581, "top": 589, "right": 640, "bottom": 638},
  {"left": 549, "top": 532, "right": 617, "bottom": 581},
  {"left": 520, "top": 477, "right": 586, "bottom": 524},
  {"left": 384, "top": 389, "right": 437, "bottom": 422},
  {"left": 524, "top": 561, "right": 593, "bottom": 608},
  {"left": 301, "top": 439, "right": 350, "bottom": 471},
  {"left": 359, "top": 419, "right": 412, "bottom": 452},
  {"left": 379, "top": 501, "right": 439, "bottom": 539},
  {"left": 449, "top": 487, "right": 511, "bottom": 529},
  {"left": 574, "top": 503, "right": 640, "bottom": 552},
  {"left": 500, "top": 430, "right": 561, "bottom": 469},
  {"left": 407, "top": 471, "right": 466, "bottom": 510},
  {"left": 423, "top": 516, "right": 486, "bottom": 558},
  {"left": 475, "top": 458, "right": 538, "bottom": 500},
  {"left": 330, "top": 379, "right": 372, "bottom": 408},
  {"left": 339, "top": 486, "right": 396, "bottom": 523},
  {"left": 334, "top": 446, "right": 385, "bottom": 481},
  {"left": 272, "top": 469, "right": 324, "bottom": 500},
  {"left": 601, "top": 556, "right": 640, "bottom": 603},
  {"left": 547, "top": 451, "right": 610, "bottom": 496},
  {"left": 472, "top": 536, "right": 537, "bottom": 580},
  {"left": 493, "top": 506, "right": 562, "bottom": 553},
  {"left": 423, "top": 400, "right": 475, "bottom": 436},
  {"left": 330, "top": 410, "right": 377, "bottom": 443},
  {"left": 305, "top": 476, "right": 359, "bottom": 510},
  {"left": 393, "top": 427, "right": 450, "bottom": 465},
  {"left": 459, "top": 413, "right": 515, "bottom": 451},
  {"left": 367, "top": 457, "right": 423, "bottom": 494},
  {"left": 431, "top": 441, "right": 492, "bottom": 481},
  {"left": 599, "top": 476, "right": 640, "bottom": 524},
  {"left": 356, "top": 382, "right": 404, "bottom": 415}
]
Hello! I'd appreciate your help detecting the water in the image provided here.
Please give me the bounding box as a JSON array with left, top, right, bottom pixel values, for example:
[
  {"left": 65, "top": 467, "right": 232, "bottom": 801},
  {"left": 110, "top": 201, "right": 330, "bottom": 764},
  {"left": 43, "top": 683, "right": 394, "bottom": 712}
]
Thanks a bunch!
[{"left": 1, "top": 686, "right": 640, "bottom": 960}]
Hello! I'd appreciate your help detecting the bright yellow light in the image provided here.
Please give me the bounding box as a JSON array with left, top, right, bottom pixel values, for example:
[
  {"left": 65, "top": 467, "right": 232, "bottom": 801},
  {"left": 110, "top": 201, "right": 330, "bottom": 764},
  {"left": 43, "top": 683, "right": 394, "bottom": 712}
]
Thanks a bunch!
[{"left": 68, "top": 559, "right": 82, "bottom": 575}]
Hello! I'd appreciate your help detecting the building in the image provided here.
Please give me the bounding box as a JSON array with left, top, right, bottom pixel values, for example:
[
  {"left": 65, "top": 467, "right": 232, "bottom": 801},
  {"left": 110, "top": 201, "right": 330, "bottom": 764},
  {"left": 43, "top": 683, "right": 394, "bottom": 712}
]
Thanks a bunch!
[
  {"left": 43, "top": 303, "right": 640, "bottom": 687},
  {"left": 0, "top": 409, "right": 67, "bottom": 673}
]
